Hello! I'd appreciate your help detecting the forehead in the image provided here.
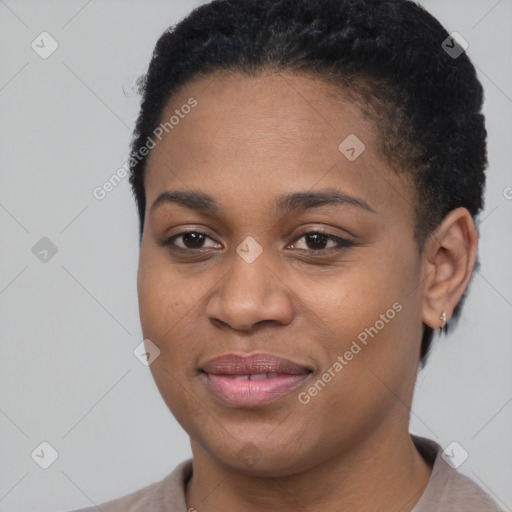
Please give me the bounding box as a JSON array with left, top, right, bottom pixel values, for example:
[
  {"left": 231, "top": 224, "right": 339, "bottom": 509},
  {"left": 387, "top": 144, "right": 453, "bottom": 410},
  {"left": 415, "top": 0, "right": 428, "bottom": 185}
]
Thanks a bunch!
[{"left": 144, "top": 70, "right": 415, "bottom": 223}]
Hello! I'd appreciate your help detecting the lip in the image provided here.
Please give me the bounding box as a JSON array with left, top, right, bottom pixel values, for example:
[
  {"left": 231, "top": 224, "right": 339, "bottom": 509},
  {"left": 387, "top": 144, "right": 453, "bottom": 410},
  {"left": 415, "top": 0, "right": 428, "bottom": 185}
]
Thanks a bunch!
[{"left": 199, "top": 353, "right": 313, "bottom": 407}]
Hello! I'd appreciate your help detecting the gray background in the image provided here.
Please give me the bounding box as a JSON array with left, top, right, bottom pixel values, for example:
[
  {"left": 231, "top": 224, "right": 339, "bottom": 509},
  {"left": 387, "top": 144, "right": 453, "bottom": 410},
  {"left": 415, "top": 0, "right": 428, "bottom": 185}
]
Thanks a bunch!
[{"left": 0, "top": 1, "right": 511, "bottom": 511}]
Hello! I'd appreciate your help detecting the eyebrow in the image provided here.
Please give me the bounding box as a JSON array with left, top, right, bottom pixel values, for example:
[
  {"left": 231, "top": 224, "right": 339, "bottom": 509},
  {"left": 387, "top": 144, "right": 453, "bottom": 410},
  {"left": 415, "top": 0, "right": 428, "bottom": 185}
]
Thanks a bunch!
[{"left": 149, "top": 188, "right": 376, "bottom": 216}]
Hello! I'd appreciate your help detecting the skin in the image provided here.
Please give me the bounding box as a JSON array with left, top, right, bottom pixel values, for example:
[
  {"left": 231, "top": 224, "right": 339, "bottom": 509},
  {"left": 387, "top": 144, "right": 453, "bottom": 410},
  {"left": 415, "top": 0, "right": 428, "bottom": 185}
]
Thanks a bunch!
[{"left": 137, "top": 70, "right": 478, "bottom": 511}]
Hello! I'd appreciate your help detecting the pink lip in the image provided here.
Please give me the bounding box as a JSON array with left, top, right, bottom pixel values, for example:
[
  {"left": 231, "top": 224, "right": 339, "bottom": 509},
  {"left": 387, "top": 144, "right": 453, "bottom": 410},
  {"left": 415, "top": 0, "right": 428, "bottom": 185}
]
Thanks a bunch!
[{"left": 200, "top": 353, "right": 313, "bottom": 407}]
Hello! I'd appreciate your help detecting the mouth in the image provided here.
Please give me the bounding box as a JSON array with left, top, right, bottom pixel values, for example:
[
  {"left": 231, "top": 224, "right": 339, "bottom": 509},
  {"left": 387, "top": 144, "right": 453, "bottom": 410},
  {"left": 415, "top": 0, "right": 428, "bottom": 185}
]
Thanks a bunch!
[{"left": 199, "top": 353, "right": 313, "bottom": 407}]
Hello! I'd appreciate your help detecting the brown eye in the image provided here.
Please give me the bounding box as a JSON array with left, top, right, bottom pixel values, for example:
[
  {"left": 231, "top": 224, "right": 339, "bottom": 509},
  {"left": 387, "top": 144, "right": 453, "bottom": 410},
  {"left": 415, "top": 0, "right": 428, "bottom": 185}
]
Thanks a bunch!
[
  {"left": 289, "top": 231, "right": 354, "bottom": 254},
  {"left": 177, "top": 232, "right": 207, "bottom": 249},
  {"left": 162, "top": 230, "right": 221, "bottom": 251}
]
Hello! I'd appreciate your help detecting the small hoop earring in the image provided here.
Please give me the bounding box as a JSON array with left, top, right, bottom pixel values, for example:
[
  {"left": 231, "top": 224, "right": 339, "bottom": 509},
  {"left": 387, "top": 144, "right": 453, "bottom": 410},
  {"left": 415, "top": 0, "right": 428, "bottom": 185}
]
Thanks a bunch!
[{"left": 439, "top": 311, "right": 447, "bottom": 329}]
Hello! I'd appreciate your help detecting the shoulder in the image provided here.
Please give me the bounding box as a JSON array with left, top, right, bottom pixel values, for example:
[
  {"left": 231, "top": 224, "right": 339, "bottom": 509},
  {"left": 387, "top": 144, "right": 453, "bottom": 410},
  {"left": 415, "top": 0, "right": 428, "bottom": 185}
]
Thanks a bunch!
[
  {"left": 437, "top": 470, "right": 503, "bottom": 511},
  {"left": 63, "top": 459, "right": 193, "bottom": 512},
  {"left": 411, "top": 435, "right": 503, "bottom": 512}
]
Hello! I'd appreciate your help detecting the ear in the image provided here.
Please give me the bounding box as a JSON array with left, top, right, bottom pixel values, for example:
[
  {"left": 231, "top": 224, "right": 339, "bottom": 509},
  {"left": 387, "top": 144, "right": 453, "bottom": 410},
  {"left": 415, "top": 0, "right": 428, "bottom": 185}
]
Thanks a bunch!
[{"left": 421, "top": 207, "right": 478, "bottom": 329}]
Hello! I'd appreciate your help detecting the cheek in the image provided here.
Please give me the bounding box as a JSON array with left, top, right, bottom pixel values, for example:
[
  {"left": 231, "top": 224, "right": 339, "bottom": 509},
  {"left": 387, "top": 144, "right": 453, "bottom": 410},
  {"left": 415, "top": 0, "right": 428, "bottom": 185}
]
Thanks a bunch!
[
  {"left": 137, "top": 244, "right": 193, "bottom": 339},
  {"left": 307, "top": 246, "right": 421, "bottom": 389},
  {"left": 136, "top": 254, "right": 199, "bottom": 406},
  {"left": 137, "top": 251, "right": 205, "bottom": 428}
]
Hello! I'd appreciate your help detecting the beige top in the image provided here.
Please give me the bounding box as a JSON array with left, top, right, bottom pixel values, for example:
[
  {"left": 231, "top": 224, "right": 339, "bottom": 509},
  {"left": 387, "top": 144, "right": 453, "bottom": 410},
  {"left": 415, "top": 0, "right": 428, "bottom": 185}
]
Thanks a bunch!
[{"left": 69, "top": 435, "right": 502, "bottom": 511}]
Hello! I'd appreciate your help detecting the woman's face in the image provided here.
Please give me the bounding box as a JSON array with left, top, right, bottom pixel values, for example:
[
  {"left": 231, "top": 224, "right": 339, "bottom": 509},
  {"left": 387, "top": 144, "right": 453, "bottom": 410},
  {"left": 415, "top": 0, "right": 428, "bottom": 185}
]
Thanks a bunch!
[{"left": 138, "top": 71, "right": 427, "bottom": 475}]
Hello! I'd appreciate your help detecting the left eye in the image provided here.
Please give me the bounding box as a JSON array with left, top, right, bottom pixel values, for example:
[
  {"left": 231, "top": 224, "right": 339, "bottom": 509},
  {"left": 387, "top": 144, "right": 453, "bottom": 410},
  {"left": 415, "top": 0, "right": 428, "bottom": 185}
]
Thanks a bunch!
[{"left": 288, "top": 231, "right": 354, "bottom": 253}]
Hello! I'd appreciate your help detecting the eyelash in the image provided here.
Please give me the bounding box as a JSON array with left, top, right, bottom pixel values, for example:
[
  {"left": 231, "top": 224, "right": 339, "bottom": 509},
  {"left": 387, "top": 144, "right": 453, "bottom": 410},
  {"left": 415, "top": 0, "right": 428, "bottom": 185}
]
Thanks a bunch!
[{"left": 160, "top": 229, "right": 355, "bottom": 256}]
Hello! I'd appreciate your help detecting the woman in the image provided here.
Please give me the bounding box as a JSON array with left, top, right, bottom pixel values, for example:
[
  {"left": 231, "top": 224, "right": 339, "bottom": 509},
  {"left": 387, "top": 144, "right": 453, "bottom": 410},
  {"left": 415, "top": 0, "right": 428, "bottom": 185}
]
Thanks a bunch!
[{"left": 74, "top": 0, "right": 501, "bottom": 510}]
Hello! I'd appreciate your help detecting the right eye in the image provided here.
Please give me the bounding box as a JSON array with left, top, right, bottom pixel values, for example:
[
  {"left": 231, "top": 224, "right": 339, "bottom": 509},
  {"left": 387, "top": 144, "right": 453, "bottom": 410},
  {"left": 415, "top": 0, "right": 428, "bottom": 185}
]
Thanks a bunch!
[{"left": 161, "top": 230, "right": 222, "bottom": 252}]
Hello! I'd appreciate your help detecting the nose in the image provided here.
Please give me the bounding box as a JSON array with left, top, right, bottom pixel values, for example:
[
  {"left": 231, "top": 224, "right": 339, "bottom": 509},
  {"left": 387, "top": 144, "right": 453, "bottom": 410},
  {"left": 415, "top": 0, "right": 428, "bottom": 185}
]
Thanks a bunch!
[{"left": 206, "top": 248, "right": 294, "bottom": 332}]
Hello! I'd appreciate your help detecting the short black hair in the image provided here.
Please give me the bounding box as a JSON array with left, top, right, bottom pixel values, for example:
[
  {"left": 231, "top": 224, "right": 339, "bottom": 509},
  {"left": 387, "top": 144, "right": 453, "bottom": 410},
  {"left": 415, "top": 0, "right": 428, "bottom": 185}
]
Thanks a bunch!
[{"left": 128, "top": 0, "right": 487, "bottom": 366}]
